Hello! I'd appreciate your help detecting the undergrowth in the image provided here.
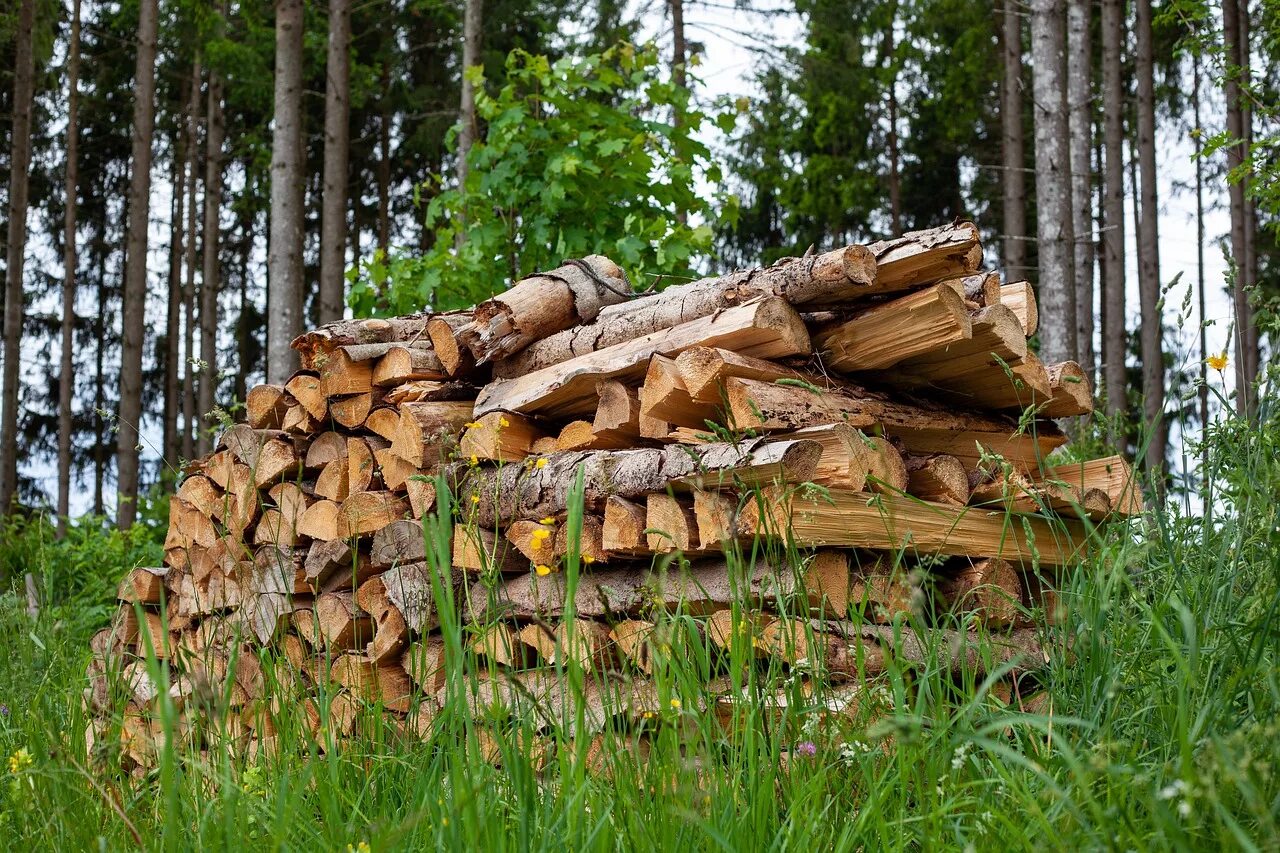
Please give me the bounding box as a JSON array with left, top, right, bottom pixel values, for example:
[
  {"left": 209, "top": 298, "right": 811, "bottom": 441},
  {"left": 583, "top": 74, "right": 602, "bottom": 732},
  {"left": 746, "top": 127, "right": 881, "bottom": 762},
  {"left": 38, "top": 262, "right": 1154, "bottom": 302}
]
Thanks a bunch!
[{"left": 0, "top": 393, "right": 1276, "bottom": 851}]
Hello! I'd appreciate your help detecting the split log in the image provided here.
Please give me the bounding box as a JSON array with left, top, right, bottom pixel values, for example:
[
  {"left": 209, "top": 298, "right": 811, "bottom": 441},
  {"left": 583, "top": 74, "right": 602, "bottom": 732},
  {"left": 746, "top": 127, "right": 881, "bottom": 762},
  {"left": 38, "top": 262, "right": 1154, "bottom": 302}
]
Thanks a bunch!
[
  {"left": 937, "top": 558, "right": 1023, "bottom": 627},
  {"left": 329, "top": 393, "right": 373, "bottom": 429},
  {"left": 319, "top": 347, "right": 375, "bottom": 397},
  {"left": 314, "top": 458, "right": 349, "bottom": 502},
  {"left": 787, "top": 423, "right": 872, "bottom": 490},
  {"left": 519, "top": 619, "right": 615, "bottom": 668},
  {"left": 459, "top": 412, "right": 547, "bottom": 461},
  {"left": 639, "top": 355, "right": 719, "bottom": 427},
  {"left": 457, "top": 256, "right": 631, "bottom": 364},
  {"left": 1042, "top": 455, "right": 1143, "bottom": 516},
  {"left": 364, "top": 407, "right": 401, "bottom": 442},
  {"left": 285, "top": 374, "right": 327, "bottom": 421},
  {"left": 609, "top": 620, "right": 656, "bottom": 674},
  {"left": 453, "top": 525, "right": 528, "bottom": 574},
  {"left": 492, "top": 247, "right": 872, "bottom": 378},
  {"left": 905, "top": 454, "right": 970, "bottom": 505},
  {"left": 759, "top": 617, "right": 886, "bottom": 680},
  {"left": 246, "top": 384, "right": 290, "bottom": 429},
  {"left": 402, "top": 637, "right": 447, "bottom": 693},
  {"left": 553, "top": 514, "right": 608, "bottom": 564},
  {"left": 354, "top": 576, "right": 410, "bottom": 663},
  {"left": 165, "top": 497, "right": 217, "bottom": 551},
  {"left": 390, "top": 401, "right": 474, "bottom": 467},
  {"left": 291, "top": 315, "right": 433, "bottom": 368},
  {"left": 298, "top": 494, "right": 340, "bottom": 535},
  {"left": 674, "top": 346, "right": 808, "bottom": 403},
  {"left": 372, "top": 345, "right": 447, "bottom": 386},
  {"left": 456, "top": 439, "right": 821, "bottom": 527},
  {"left": 593, "top": 380, "right": 644, "bottom": 444},
  {"left": 405, "top": 477, "right": 437, "bottom": 519},
  {"left": 472, "top": 622, "right": 528, "bottom": 667},
  {"left": 941, "top": 270, "right": 1002, "bottom": 307},
  {"left": 335, "top": 491, "right": 409, "bottom": 539},
  {"left": 819, "top": 619, "right": 1052, "bottom": 675},
  {"left": 425, "top": 312, "right": 475, "bottom": 376},
  {"left": 375, "top": 447, "right": 416, "bottom": 491},
  {"left": 742, "top": 487, "right": 1088, "bottom": 566},
  {"left": 304, "top": 431, "right": 347, "bottom": 471},
  {"left": 866, "top": 221, "right": 983, "bottom": 291},
  {"left": 251, "top": 437, "right": 300, "bottom": 488},
  {"left": 506, "top": 519, "right": 557, "bottom": 565},
  {"left": 475, "top": 297, "right": 811, "bottom": 416},
  {"left": 850, "top": 560, "right": 921, "bottom": 623},
  {"left": 814, "top": 284, "right": 972, "bottom": 372},
  {"left": 176, "top": 474, "right": 223, "bottom": 520},
  {"left": 555, "top": 419, "right": 634, "bottom": 451},
  {"left": 1000, "top": 281, "right": 1038, "bottom": 335},
  {"left": 645, "top": 494, "right": 705, "bottom": 554},
  {"left": 1040, "top": 361, "right": 1094, "bottom": 418},
  {"left": 347, "top": 437, "right": 376, "bottom": 493},
  {"left": 329, "top": 655, "right": 413, "bottom": 712},
  {"left": 692, "top": 490, "right": 737, "bottom": 551},
  {"left": 381, "top": 561, "right": 444, "bottom": 633},
  {"left": 117, "top": 567, "right": 168, "bottom": 605},
  {"left": 885, "top": 304, "right": 1028, "bottom": 383},
  {"left": 602, "top": 497, "right": 647, "bottom": 556},
  {"left": 315, "top": 591, "right": 374, "bottom": 650},
  {"left": 371, "top": 519, "right": 427, "bottom": 568}
]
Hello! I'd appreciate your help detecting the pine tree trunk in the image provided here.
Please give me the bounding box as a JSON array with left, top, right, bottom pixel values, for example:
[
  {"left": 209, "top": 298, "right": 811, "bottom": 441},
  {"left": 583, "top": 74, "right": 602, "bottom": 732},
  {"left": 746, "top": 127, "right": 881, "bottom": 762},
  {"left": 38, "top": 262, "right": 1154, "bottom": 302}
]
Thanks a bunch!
[
  {"left": 1229, "top": 0, "right": 1258, "bottom": 412},
  {"left": 183, "top": 57, "right": 203, "bottom": 460},
  {"left": 58, "top": 0, "right": 82, "bottom": 536},
  {"left": 1, "top": 0, "right": 37, "bottom": 513},
  {"left": 1029, "top": 0, "right": 1077, "bottom": 365},
  {"left": 1134, "top": 0, "right": 1164, "bottom": 474},
  {"left": 93, "top": 252, "right": 106, "bottom": 517},
  {"left": 884, "top": 7, "right": 902, "bottom": 234},
  {"left": 1067, "top": 0, "right": 1094, "bottom": 382},
  {"left": 1099, "top": 0, "right": 1126, "bottom": 421},
  {"left": 116, "top": 0, "right": 160, "bottom": 529},
  {"left": 1193, "top": 52, "right": 1209, "bottom": 477},
  {"left": 319, "top": 0, "right": 351, "bottom": 325},
  {"left": 267, "top": 0, "right": 306, "bottom": 383},
  {"left": 456, "top": 0, "right": 483, "bottom": 190},
  {"left": 1000, "top": 0, "right": 1026, "bottom": 280},
  {"left": 235, "top": 200, "right": 254, "bottom": 405},
  {"left": 670, "top": 0, "right": 687, "bottom": 90},
  {"left": 165, "top": 140, "right": 185, "bottom": 469},
  {"left": 377, "top": 65, "right": 391, "bottom": 259},
  {"left": 198, "top": 50, "right": 226, "bottom": 457}
]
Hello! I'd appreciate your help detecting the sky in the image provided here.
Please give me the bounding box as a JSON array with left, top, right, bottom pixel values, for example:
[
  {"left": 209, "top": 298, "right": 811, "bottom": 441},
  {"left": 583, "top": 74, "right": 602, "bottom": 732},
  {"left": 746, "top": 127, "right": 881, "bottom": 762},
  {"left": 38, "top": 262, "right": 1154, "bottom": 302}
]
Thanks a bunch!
[{"left": 19, "top": 1, "right": 1246, "bottom": 516}]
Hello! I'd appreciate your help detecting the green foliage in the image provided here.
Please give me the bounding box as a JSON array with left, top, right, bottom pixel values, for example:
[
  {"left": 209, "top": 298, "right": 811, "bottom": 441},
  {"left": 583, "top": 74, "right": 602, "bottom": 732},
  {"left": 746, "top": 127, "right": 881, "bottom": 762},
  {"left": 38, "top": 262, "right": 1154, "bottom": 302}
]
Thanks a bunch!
[{"left": 349, "top": 43, "right": 735, "bottom": 316}]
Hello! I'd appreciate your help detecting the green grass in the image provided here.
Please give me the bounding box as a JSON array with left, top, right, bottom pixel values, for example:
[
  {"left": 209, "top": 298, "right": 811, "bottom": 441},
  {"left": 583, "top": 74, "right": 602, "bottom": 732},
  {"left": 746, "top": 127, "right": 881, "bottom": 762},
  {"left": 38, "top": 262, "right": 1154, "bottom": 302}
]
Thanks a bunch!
[{"left": 0, "top": 402, "right": 1277, "bottom": 852}]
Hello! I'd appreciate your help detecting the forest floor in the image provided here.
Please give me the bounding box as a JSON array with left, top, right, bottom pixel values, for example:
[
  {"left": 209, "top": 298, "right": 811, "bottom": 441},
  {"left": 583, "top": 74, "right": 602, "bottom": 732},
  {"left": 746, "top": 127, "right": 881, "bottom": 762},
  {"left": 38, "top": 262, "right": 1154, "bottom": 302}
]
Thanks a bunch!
[{"left": 0, "top": 399, "right": 1276, "bottom": 850}]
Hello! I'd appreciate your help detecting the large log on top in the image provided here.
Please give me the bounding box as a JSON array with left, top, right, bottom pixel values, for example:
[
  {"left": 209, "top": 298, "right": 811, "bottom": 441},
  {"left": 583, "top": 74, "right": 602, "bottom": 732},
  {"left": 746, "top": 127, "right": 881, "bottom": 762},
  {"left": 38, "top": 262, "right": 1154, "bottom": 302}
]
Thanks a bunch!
[
  {"left": 453, "top": 439, "right": 821, "bottom": 528},
  {"left": 493, "top": 222, "right": 978, "bottom": 378},
  {"left": 455, "top": 255, "right": 631, "bottom": 365},
  {"left": 290, "top": 316, "right": 434, "bottom": 370}
]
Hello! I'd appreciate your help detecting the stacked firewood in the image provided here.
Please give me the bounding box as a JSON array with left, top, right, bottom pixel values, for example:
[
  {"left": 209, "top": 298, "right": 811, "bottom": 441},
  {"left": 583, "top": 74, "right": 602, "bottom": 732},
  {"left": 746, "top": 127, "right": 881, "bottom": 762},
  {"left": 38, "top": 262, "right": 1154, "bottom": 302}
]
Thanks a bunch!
[{"left": 85, "top": 222, "right": 1142, "bottom": 770}]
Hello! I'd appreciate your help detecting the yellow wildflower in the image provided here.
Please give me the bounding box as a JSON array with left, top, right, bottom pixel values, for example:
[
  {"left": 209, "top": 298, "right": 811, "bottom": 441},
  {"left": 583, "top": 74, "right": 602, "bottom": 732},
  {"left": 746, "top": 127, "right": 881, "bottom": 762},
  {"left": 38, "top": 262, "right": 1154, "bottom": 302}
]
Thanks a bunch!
[
  {"left": 539, "top": 516, "right": 556, "bottom": 525},
  {"left": 469, "top": 455, "right": 479, "bottom": 466},
  {"left": 8, "top": 748, "right": 32, "bottom": 774},
  {"left": 669, "top": 698, "right": 682, "bottom": 710},
  {"left": 582, "top": 554, "right": 595, "bottom": 565},
  {"left": 531, "top": 527, "right": 550, "bottom": 541},
  {"left": 471, "top": 495, "right": 480, "bottom": 504},
  {"left": 535, "top": 565, "right": 552, "bottom": 576},
  {"left": 499, "top": 416, "right": 511, "bottom": 428},
  {"left": 1206, "top": 352, "right": 1229, "bottom": 372},
  {"left": 464, "top": 421, "right": 483, "bottom": 430},
  {"left": 534, "top": 458, "right": 548, "bottom": 469},
  {"left": 346, "top": 843, "right": 371, "bottom": 853}
]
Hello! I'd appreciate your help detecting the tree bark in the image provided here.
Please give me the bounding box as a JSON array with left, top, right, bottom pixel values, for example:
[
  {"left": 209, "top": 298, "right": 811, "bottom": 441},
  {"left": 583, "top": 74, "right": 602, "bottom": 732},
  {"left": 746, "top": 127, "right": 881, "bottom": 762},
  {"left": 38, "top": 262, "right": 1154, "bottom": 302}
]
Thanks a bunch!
[
  {"left": 1135, "top": 0, "right": 1164, "bottom": 473},
  {"left": 199, "top": 45, "right": 226, "bottom": 456},
  {"left": 884, "top": 4, "right": 902, "bottom": 234},
  {"left": 1193, "top": 51, "right": 1208, "bottom": 477},
  {"left": 377, "top": 64, "right": 391, "bottom": 258},
  {"left": 1067, "top": 0, "right": 1094, "bottom": 381},
  {"left": 184, "top": 57, "right": 204, "bottom": 459},
  {"left": 319, "top": 0, "right": 351, "bottom": 324},
  {"left": 1, "top": 0, "right": 36, "bottom": 513},
  {"left": 58, "top": 0, "right": 83, "bottom": 536},
  {"left": 456, "top": 0, "right": 483, "bottom": 191},
  {"left": 1224, "top": 0, "right": 1255, "bottom": 414},
  {"left": 1099, "top": 0, "right": 1126, "bottom": 421},
  {"left": 1240, "top": 0, "right": 1258, "bottom": 403},
  {"left": 164, "top": 79, "right": 188, "bottom": 471},
  {"left": 267, "top": 0, "right": 306, "bottom": 383},
  {"left": 116, "top": 0, "right": 160, "bottom": 529},
  {"left": 1000, "top": 0, "right": 1026, "bottom": 280},
  {"left": 1029, "top": 0, "right": 1077, "bottom": 365}
]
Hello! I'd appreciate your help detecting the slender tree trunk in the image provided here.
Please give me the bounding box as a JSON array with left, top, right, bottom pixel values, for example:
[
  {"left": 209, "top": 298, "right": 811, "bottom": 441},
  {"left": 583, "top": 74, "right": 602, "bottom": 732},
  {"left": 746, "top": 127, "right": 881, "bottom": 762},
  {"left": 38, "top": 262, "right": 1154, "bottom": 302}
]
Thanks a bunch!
[
  {"left": 1067, "top": 0, "right": 1094, "bottom": 381},
  {"left": 1, "top": 0, "right": 37, "bottom": 513},
  {"left": 377, "top": 65, "right": 391, "bottom": 259},
  {"left": 884, "top": 8, "right": 902, "bottom": 234},
  {"left": 1134, "top": 0, "right": 1164, "bottom": 474},
  {"left": 236, "top": 201, "right": 254, "bottom": 404},
  {"left": 58, "top": 0, "right": 83, "bottom": 537},
  {"left": 1193, "top": 52, "right": 1209, "bottom": 476},
  {"left": 456, "top": 0, "right": 483, "bottom": 190},
  {"left": 670, "top": 0, "right": 686, "bottom": 90},
  {"left": 182, "top": 57, "right": 203, "bottom": 460},
  {"left": 1000, "top": 0, "right": 1027, "bottom": 279},
  {"left": 267, "top": 0, "right": 305, "bottom": 383},
  {"left": 198, "top": 54, "right": 226, "bottom": 455},
  {"left": 319, "top": 0, "right": 351, "bottom": 324},
  {"left": 165, "top": 126, "right": 186, "bottom": 469},
  {"left": 1100, "top": 0, "right": 1126, "bottom": 421},
  {"left": 93, "top": 251, "right": 106, "bottom": 517},
  {"left": 116, "top": 0, "right": 160, "bottom": 529},
  {"left": 1029, "top": 0, "right": 1077, "bottom": 365},
  {"left": 1235, "top": 0, "right": 1259, "bottom": 410}
]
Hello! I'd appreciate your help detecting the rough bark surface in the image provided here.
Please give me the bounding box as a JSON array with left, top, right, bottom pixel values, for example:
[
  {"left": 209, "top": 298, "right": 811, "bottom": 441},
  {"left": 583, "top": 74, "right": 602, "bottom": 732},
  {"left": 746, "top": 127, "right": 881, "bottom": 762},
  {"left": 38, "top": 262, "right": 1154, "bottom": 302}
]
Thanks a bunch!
[
  {"left": 319, "top": 0, "right": 351, "bottom": 325},
  {"left": 1100, "top": 0, "right": 1126, "bottom": 419},
  {"left": 267, "top": 0, "right": 306, "bottom": 383}
]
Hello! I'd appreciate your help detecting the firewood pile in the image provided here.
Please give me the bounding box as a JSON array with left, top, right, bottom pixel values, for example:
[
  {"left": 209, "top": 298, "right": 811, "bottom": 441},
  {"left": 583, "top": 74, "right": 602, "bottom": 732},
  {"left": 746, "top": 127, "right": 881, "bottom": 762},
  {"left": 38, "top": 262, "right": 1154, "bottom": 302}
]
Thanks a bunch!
[{"left": 86, "top": 221, "right": 1142, "bottom": 770}]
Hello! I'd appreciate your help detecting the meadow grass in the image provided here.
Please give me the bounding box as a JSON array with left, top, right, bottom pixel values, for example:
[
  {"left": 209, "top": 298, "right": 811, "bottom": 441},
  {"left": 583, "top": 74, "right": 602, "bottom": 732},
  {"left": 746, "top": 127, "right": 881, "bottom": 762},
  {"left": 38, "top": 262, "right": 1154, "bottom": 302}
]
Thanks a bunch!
[{"left": 0, "top": 399, "right": 1276, "bottom": 851}]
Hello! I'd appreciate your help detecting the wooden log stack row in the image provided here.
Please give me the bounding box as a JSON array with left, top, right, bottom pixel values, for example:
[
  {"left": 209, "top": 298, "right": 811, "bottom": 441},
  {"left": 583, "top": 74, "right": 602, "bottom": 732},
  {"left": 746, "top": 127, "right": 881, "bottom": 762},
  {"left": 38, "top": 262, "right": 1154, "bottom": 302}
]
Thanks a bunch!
[{"left": 85, "top": 224, "right": 1142, "bottom": 772}]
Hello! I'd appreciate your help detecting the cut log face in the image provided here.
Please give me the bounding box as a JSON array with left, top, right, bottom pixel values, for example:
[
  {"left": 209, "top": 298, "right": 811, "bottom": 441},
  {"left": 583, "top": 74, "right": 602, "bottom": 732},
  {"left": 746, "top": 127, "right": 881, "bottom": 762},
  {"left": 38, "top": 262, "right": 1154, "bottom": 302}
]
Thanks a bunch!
[
  {"left": 364, "top": 408, "right": 401, "bottom": 443},
  {"left": 602, "top": 497, "right": 647, "bottom": 556},
  {"left": 938, "top": 558, "right": 1024, "bottom": 627},
  {"left": 247, "top": 384, "right": 290, "bottom": 430},
  {"left": 305, "top": 431, "right": 348, "bottom": 471},
  {"left": 553, "top": 514, "right": 608, "bottom": 564},
  {"left": 640, "top": 354, "right": 720, "bottom": 427},
  {"left": 850, "top": 561, "right": 920, "bottom": 624},
  {"left": 405, "top": 477, "right": 437, "bottom": 519},
  {"left": 390, "top": 401, "right": 474, "bottom": 468},
  {"left": 315, "top": 458, "right": 349, "bottom": 502},
  {"left": 458, "top": 255, "right": 631, "bottom": 364},
  {"left": 375, "top": 448, "right": 416, "bottom": 491},
  {"left": 867, "top": 221, "right": 982, "bottom": 291},
  {"left": 1000, "top": 281, "right": 1038, "bottom": 335},
  {"left": 253, "top": 439, "right": 301, "bottom": 489},
  {"left": 593, "top": 380, "right": 643, "bottom": 441},
  {"left": 507, "top": 519, "right": 557, "bottom": 565},
  {"left": 453, "top": 525, "right": 527, "bottom": 574},
  {"left": 787, "top": 423, "right": 872, "bottom": 491},
  {"left": 1040, "top": 361, "right": 1094, "bottom": 418},
  {"left": 674, "top": 346, "right": 809, "bottom": 403},
  {"left": 814, "top": 284, "right": 972, "bottom": 372},
  {"left": 905, "top": 454, "right": 970, "bottom": 505},
  {"left": 402, "top": 637, "right": 447, "bottom": 693},
  {"left": 692, "top": 490, "right": 737, "bottom": 551},
  {"left": 329, "top": 393, "right": 373, "bottom": 430},
  {"left": 1043, "top": 455, "right": 1143, "bottom": 516},
  {"left": 475, "top": 297, "right": 812, "bottom": 417},
  {"left": 320, "top": 348, "right": 374, "bottom": 397},
  {"left": 285, "top": 374, "right": 327, "bottom": 421},
  {"left": 315, "top": 591, "right": 374, "bottom": 650},
  {"left": 373, "top": 345, "right": 447, "bottom": 386},
  {"left": 646, "top": 494, "right": 703, "bottom": 554},
  {"left": 347, "top": 437, "right": 376, "bottom": 494},
  {"left": 556, "top": 419, "right": 633, "bottom": 451},
  {"left": 459, "top": 412, "right": 547, "bottom": 462},
  {"left": 426, "top": 313, "right": 475, "bottom": 377},
  {"left": 371, "top": 519, "right": 427, "bottom": 568},
  {"left": 117, "top": 567, "right": 169, "bottom": 605},
  {"left": 335, "top": 492, "right": 409, "bottom": 539}
]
